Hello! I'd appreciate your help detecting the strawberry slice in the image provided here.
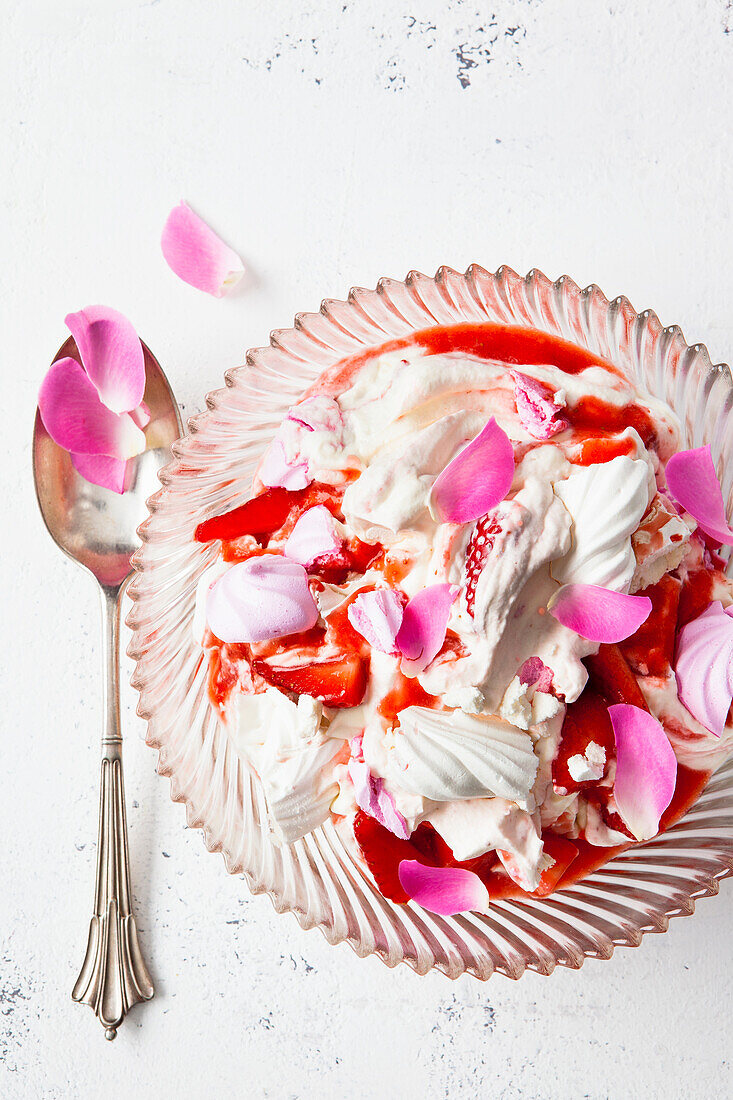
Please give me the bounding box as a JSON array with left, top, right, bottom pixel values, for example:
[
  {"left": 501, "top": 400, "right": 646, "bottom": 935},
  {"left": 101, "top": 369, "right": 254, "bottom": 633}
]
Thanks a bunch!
[
  {"left": 195, "top": 482, "right": 344, "bottom": 546},
  {"left": 307, "top": 537, "right": 383, "bottom": 584},
  {"left": 619, "top": 574, "right": 680, "bottom": 677},
  {"left": 584, "top": 643, "right": 648, "bottom": 710},
  {"left": 464, "top": 514, "right": 502, "bottom": 616},
  {"left": 252, "top": 652, "right": 369, "bottom": 707},
  {"left": 532, "top": 835, "right": 579, "bottom": 896},
  {"left": 552, "top": 687, "right": 615, "bottom": 793},
  {"left": 353, "top": 813, "right": 448, "bottom": 902}
]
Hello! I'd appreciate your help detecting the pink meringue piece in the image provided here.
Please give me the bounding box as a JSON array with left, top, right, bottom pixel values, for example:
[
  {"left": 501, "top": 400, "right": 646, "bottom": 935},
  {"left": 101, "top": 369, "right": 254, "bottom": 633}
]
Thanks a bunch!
[
  {"left": 674, "top": 600, "right": 733, "bottom": 737},
  {"left": 348, "top": 760, "right": 410, "bottom": 839},
  {"left": 288, "top": 395, "right": 343, "bottom": 434},
  {"left": 397, "top": 860, "right": 490, "bottom": 916},
  {"left": 608, "top": 703, "right": 677, "bottom": 841},
  {"left": 548, "top": 584, "right": 652, "bottom": 643},
  {"left": 259, "top": 439, "right": 311, "bottom": 490},
  {"left": 161, "top": 200, "right": 244, "bottom": 298},
  {"left": 284, "top": 505, "right": 342, "bottom": 567},
  {"left": 347, "top": 589, "right": 405, "bottom": 654},
  {"left": 519, "top": 656, "right": 554, "bottom": 693},
  {"left": 510, "top": 370, "right": 569, "bottom": 440},
  {"left": 70, "top": 452, "right": 128, "bottom": 494},
  {"left": 396, "top": 584, "right": 459, "bottom": 676},
  {"left": 666, "top": 444, "right": 733, "bottom": 545},
  {"left": 38, "top": 357, "right": 146, "bottom": 459},
  {"left": 64, "top": 305, "right": 145, "bottom": 415},
  {"left": 206, "top": 555, "right": 319, "bottom": 643},
  {"left": 428, "top": 417, "right": 515, "bottom": 525}
]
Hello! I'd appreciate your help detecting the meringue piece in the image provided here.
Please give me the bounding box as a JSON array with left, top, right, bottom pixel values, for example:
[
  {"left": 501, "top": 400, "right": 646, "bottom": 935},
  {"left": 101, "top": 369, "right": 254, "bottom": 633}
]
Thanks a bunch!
[
  {"left": 397, "top": 860, "right": 490, "bottom": 915},
  {"left": 283, "top": 505, "right": 342, "bottom": 566},
  {"left": 675, "top": 600, "right": 733, "bottom": 737},
  {"left": 347, "top": 588, "right": 404, "bottom": 654},
  {"left": 426, "top": 797, "right": 544, "bottom": 888},
  {"left": 64, "top": 305, "right": 146, "bottom": 415},
  {"left": 553, "top": 455, "right": 651, "bottom": 590},
  {"left": 499, "top": 676, "right": 562, "bottom": 731},
  {"left": 259, "top": 439, "right": 311, "bottom": 490},
  {"left": 192, "top": 558, "right": 231, "bottom": 643},
  {"left": 666, "top": 444, "right": 733, "bottom": 545},
  {"left": 206, "top": 556, "right": 319, "bottom": 642},
  {"left": 608, "top": 703, "right": 677, "bottom": 841},
  {"left": 397, "top": 583, "right": 459, "bottom": 676},
  {"left": 510, "top": 370, "right": 568, "bottom": 440},
  {"left": 390, "top": 707, "right": 538, "bottom": 804},
  {"left": 630, "top": 492, "right": 691, "bottom": 592},
  {"left": 288, "top": 395, "right": 343, "bottom": 434},
  {"left": 161, "top": 200, "right": 244, "bottom": 297},
  {"left": 567, "top": 741, "right": 606, "bottom": 783},
  {"left": 429, "top": 417, "right": 514, "bottom": 524},
  {"left": 548, "top": 584, "right": 652, "bottom": 643}
]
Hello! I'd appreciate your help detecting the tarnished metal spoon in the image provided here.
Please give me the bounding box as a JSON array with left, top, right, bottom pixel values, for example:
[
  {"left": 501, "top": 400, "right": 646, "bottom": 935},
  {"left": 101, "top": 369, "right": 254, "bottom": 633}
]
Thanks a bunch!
[{"left": 32, "top": 336, "right": 182, "bottom": 1039}]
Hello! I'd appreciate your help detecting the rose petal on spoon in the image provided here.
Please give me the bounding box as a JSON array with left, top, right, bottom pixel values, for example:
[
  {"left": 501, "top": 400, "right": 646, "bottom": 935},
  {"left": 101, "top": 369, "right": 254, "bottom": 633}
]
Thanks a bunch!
[
  {"left": 348, "top": 760, "right": 410, "bottom": 839},
  {"left": 510, "top": 370, "right": 569, "bottom": 440},
  {"left": 396, "top": 583, "right": 459, "bottom": 676},
  {"left": 206, "top": 555, "right": 319, "bottom": 642},
  {"left": 348, "top": 589, "right": 405, "bottom": 654},
  {"left": 665, "top": 444, "right": 733, "bottom": 545},
  {"left": 284, "top": 505, "right": 342, "bottom": 567},
  {"left": 674, "top": 600, "right": 733, "bottom": 737},
  {"left": 548, "top": 584, "right": 652, "bottom": 642},
  {"left": 259, "top": 439, "right": 311, "bottom": 490},
  {"left": 70, "top": 452, "right": 129, "bottom": 494},
  {"left": 161, "top": 200, "right": 244, "bottom": 298},
  {"left": 428, "top": 417, "right": 514, "bottom": 524},
  {"left": 64, "top": 305, "right": 145, "bottom": 414},
  {"left": 397, "top": 860, "right": 490, "bottom": 916},
  {"left": 608, "top": 703, "right": 677, "bottom": 841},
  {"left": 39, "top": 357, "right": 146, "bottom": 459}
]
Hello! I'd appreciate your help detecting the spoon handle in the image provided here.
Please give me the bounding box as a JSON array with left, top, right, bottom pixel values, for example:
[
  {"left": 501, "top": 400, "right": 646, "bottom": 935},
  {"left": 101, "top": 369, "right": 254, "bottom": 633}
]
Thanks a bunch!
[{"left": 72, "top": 584, "right": 154, "bottom": 1039}]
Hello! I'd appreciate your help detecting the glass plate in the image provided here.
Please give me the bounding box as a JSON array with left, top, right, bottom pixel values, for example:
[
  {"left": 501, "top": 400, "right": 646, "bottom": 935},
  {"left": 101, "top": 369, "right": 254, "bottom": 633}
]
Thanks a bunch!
[{"left": 127, "top": 265, "right": 733, "bottom": 980}]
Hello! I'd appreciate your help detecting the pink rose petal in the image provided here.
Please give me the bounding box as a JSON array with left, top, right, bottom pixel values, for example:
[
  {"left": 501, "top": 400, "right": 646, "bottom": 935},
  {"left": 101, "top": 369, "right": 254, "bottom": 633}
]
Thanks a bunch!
[
  {"left": 284, "top": 505, "right": 342, "bottom": 567},
  {"left": 549, "top": 584, "right": 652, "bottom": 643},
  {"left": 519, "top": 656, "right": 554, "bottom": 693},
  {"left": 397, "top": 860, "right": 490, "bottom": 916},
  {"left": 347, "top": 589, "right": 405, "bottom": 654},
  {"left": 288, "top": 395, "right": 343, "bottom": 434},
  {"left": 161, "top": 200, "right": 244, "bottom": 298},
  {"left": 396, "top": 583, "right": 459, "bottom": 676},
  {"left": 70, "top": 452, "right": 129, "bottom": 494},
  {"left": 666, "top": 444, "right": 733, "bottom": 545},
  {"left": 259, "top": 439, "right": 311, "bottom": 490},
  {"left": 64, "top": 305, "right": 145, "bottom": 415},
  {"left": 675, "top": 600, "right": 733, "bottom": 738},
  {"left": 608, "top": 703, "right": 677, "bottom": 841},
  {"left": 510, "top": 370, "right": 569, "bottom": 440},
  {"left": 348, "top": 760, "right": 410, "bottom": 839},
  {"left": 429, "top": 417, "right": 514, "bottom": 524},
  {"left": 38, "top": 357, "right": 146, "bottom": 459},
  {"left": 206, "top": 555, "right": 319, "bottom": 643}
]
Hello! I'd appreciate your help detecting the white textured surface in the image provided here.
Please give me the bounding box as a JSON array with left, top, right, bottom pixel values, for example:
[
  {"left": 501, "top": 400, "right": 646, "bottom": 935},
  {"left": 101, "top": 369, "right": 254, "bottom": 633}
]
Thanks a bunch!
[{"left": 2, "top": 1, "right": 733, "bottom": 1096}]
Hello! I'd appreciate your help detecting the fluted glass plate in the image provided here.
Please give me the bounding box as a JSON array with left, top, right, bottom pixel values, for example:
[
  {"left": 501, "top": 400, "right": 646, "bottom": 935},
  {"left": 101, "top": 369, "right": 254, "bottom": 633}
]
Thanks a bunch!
[{"left": 128, "top": 266, "right": 733, "bottom": 980}]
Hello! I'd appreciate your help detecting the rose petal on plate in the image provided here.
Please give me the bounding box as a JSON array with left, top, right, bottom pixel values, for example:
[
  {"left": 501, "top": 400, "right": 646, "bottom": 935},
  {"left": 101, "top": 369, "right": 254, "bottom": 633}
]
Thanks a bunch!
[
  {"left": 674, "top": 600, "right": 733, "bottom": 737},
  {"left": 397, "top": 583, "right": 458, "bottom": 676},
  {"left": 608, "top": 703, "right": 677, "bottom": 841},
  {"left": 206, "top": 555, "right": 319, "bottom": 643},
  {"left": 347, "top": 588, "right": 404, "bottom": 654},
  {"left": 38, "top": 357, "right": 146, "bottom": 459},
  {"left": 259, "top": 439, "right": 311, "bottom": 491},
  {"left": 64, "top": 305, "right": 145, "bottom": 414},
  {"left": 510, "top": 370, "right": 569, "bottom": 440},
  {"left": 284, "top": 505, "right": 342, "bottom": 566},
  {"left": 548, "top": 584, "right": 652, "bottom": 642},
  {"left": 348, "top": 760, "right": 409, "bottom": 839},
  {"left": 161, "top": 200, "right": 244, "bottom": 298},
  {"left": 666, "top": 444, "right": 733, "bottom": 545},
  {"left": 518, "top": 656, "right": 554, "bottom": 692},
  {"left": 429, "top": 417, "right": 514, "bottom": 524},
  {"left": 287, "top": 395, "right": 343, "bottom": 434},
  {"left": 397, "top": 860, "right": 490, "bottom": 916},
  {"left": 69, "top": 452, "right": 129, "bottom": 494}
]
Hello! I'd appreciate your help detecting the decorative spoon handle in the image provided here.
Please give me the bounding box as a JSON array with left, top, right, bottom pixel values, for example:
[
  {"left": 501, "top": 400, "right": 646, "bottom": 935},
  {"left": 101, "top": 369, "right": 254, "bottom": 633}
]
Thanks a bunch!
[{"left": 72, "top": 584, "right": 154, "bottom": 1039}]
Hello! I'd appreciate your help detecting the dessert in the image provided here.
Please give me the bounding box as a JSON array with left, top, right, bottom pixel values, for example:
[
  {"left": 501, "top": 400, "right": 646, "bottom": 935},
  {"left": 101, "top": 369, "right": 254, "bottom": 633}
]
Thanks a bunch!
[{"left": 193, "top": 323, "right": 733, "bottom": 915}]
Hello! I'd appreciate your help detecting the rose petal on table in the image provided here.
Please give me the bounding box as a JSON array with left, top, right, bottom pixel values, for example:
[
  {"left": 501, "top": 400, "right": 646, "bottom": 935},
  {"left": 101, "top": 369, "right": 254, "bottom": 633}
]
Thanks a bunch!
[
  {"left": 666, "top": 444, "right": 733, "bottom": 545},
  {"left": 429, "top": 417, "right": 514, "bottom": 524},
  {"left": 397, "top": 583, "right": 459, "bottom": 676},
  {"left": 510, "top": 370, "right": 569, "bottom": 440},
  {"left": 347, "top": 588, "right": 404, "bottom": 654},
  {"left": 548, "top": 584, "right": 652, "bottom": 642},
  {"left": 284, "top": 505, "right": 342, "bottom": 566},
  {"left": 69, "top": 452, "right": 129, "bottom": 494},
  {"left": 519, "top": 656, "right": 554, "bottom": 692},
  {"left": 64, "top": 305, "right": 145, "bottom": 414},
  {"left": 39, "top": 357, "right": 146, "bottom": 459},
  {"left": 259, "top": 439, "right": 311, "bottom": 490},
  {"left": 206, "top": 555, "right": 318, "bottom": 642},
  {"left": 161, "top": 200, "right": 244, "bottom": 297},
  {"left": 397, "top": 860, "right": 490, "bottom": 915},
  {"left": 608, "top": 703, "right": 677, "bottom": 841},
  {"left": 674, "top": 600, "right": 733, "bottom": 737},
  {"left": 348, "top": 760, "right": 409, "bottom": 839}
]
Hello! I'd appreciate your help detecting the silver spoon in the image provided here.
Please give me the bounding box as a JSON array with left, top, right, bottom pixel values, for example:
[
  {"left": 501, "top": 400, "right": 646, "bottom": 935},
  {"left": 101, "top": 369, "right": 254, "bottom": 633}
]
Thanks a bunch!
[{"left": 32, "top": 336, "right": 182, "bottom": 1039}]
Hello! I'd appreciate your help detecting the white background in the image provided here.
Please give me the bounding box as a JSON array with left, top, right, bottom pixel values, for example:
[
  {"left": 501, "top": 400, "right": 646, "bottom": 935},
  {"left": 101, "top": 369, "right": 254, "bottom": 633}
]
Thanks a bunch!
[{"left": 2, "top": 1, "right": 733, "bottom": 1097}]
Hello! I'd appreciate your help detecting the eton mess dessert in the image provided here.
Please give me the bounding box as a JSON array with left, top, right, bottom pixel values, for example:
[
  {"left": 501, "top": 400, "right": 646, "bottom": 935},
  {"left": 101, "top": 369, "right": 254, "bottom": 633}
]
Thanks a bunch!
[{"left": 193, "top": 323, "right": 733, "bottom": 916}]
